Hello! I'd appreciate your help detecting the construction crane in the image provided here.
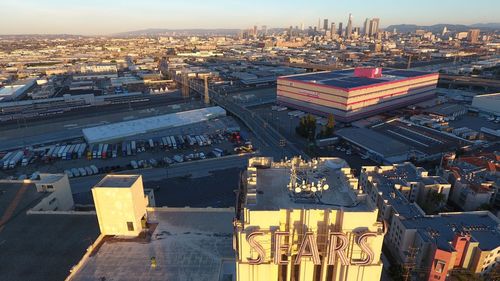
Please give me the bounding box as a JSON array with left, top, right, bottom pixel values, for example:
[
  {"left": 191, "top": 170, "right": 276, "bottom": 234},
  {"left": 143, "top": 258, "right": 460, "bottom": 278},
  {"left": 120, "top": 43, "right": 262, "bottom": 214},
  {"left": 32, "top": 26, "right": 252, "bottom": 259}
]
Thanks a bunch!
[
  {"left": 203, "top": 76, "right": 210, "bottom": 105},
  {"left": 181, "top": 70, "right": 189, "bottom": 99},
  {"left": 407, "top": 54, "right": 413, "bottom": 69}
]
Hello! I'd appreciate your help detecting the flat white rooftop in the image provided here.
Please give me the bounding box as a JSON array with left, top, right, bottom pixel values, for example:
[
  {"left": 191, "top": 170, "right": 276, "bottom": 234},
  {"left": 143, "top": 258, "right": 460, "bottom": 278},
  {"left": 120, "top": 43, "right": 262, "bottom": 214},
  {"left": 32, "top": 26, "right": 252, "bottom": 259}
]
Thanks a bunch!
[
  {"left": 94, "top": 175, "right": 141, "bottom": 188},
  {"left": 70, "top": 208, "right": 235, "bottom": 281},
  {"left": 82, "top": 106, "right": 226, "bottom": 143}
]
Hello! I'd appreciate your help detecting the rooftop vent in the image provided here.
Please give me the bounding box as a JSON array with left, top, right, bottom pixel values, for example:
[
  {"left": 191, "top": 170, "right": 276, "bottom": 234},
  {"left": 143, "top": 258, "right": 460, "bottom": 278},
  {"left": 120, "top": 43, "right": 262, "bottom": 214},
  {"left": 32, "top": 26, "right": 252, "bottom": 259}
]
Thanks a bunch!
[{"left": 354, "top": 67, "right": 383, "bottom": 79}]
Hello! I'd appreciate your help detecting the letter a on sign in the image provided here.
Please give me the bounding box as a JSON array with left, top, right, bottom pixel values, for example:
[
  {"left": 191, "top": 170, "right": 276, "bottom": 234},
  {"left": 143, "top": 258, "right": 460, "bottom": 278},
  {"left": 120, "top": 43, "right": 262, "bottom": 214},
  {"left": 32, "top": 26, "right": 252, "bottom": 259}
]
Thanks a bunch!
[
  {"left": 247, "top": 232, "right": 266, "bottom": 264},
  {"left": 294, "top": 232, "right": 321, "bottom": 265}
]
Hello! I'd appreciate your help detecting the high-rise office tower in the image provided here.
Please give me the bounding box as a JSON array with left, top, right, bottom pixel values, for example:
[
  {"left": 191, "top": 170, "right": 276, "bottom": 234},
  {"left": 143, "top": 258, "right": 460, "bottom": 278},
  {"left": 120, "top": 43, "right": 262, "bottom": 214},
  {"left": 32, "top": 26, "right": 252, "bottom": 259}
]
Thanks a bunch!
[
  {"left": 363, "top": 18, "right": 370, "bottom": 36},
  {"left": 369, "top": 18, "right": 380, "bottom": 36},
  {"left": 442, "top": 26, "right": 448, "bottom": 36},
  {"left": 300, "top": 22, "right": 304, "bottom": 31},
  {"left": 346, "top": 13, "right": 353, "bottom": 38},
  {"left": 262, "top": 25, "right": 267, "bottom": 36},
  {"left": 323, "top": 19, "right": 329, "bottom": 31},
  {"left": 467, "top": 29, "right": 480, "bottom": 43},
  {"left": 338, "top": 22, "right": 343, "bottom": 36},
  {"left": 330, "top": 22, "right": 336, "bottom": 37},
  {"left": 353, "top": 27, "right": 360, "bottom": 37},
  {"left": 318, "top": 18, "right": 321, "bottom": 30}
]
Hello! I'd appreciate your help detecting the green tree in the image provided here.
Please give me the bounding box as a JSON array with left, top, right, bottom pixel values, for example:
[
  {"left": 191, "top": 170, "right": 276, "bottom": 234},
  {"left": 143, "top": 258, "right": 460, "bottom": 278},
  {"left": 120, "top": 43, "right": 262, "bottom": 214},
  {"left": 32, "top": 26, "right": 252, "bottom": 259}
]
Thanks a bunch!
[
  {"left": 388, "top": 265, "right": 405, "bottom": 281},
  {"left": 449, "top": 269, "right": 485, "bottom": 281},
  {"left": 471, "top": 68, "right": 482, "bottom": 75},
  {"left": 478, "top": 203, "right": 493, "bottom": 211},
  {"left": 319, "top": 114, "right": 336, "bottom": 138},
  {"left": 296, "top": 114, "right": 317, "bottom": 141},
  {"left": 420, "top": 190, "right": 446, "bottom": 214}
]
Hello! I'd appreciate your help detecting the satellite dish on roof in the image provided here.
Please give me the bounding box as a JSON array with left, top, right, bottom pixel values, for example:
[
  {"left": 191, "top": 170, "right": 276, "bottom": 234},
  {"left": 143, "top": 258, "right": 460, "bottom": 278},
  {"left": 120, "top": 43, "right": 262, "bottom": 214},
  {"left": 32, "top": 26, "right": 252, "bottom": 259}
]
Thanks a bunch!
[
  {"left": 295, "top": 187, "right": 302, "bottom": 193},
  {"left": 323, "top": 184, "right": 329, "bottom": 191}
]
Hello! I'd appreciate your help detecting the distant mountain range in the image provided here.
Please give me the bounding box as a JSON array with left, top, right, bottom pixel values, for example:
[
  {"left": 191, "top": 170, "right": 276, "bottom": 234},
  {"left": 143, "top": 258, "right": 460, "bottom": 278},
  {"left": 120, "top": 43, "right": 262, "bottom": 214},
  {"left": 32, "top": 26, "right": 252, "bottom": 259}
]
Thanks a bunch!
[
  {"left": 386, "top": 23, "right": 500, "bottom": 33},
  {"left": 1, "top": 23, "right": 499, "bottom": 37},
  {"left": 112, "top": 28, "right": 242, "bottom": 37}
]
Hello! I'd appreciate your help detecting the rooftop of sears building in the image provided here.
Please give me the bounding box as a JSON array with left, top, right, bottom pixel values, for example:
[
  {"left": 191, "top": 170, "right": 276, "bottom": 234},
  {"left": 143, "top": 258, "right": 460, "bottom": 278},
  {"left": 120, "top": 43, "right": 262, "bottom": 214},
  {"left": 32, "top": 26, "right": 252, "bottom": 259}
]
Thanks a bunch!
[
  {"left": 244, "top": 157, "right": 374, "bottom": 212},
  {"left": 279, "top": 68, "right": 437, "bottom": 91},
  {"left": 70, "top": 208, "right": 235, "bottom": 281}
]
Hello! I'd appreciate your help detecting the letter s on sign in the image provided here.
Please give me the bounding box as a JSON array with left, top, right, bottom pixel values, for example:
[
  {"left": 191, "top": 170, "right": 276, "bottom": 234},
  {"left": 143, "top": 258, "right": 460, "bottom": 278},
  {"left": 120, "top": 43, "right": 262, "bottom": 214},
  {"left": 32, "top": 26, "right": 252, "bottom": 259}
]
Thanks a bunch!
[
  {"left": 351, "top": 232, "right": 376, "bottom": 265},
  {"left": 247, "top": 232, "right": 266, "bottom": 264}
]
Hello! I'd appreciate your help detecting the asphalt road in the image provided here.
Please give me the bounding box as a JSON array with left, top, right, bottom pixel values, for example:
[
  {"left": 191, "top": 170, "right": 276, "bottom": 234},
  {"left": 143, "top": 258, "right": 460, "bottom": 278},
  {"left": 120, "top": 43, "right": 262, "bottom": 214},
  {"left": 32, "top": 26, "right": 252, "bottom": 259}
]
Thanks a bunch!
[{"left": 70, "top": 154, "right": 253, "bottom": 196}]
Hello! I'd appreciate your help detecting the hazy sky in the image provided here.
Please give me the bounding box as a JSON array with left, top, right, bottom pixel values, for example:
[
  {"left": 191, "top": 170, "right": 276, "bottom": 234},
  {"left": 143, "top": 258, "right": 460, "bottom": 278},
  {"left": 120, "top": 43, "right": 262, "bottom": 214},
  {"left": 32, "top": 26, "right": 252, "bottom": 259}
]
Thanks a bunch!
[{"left": 1, "top": 0, "right": 499, "bottom": 35}]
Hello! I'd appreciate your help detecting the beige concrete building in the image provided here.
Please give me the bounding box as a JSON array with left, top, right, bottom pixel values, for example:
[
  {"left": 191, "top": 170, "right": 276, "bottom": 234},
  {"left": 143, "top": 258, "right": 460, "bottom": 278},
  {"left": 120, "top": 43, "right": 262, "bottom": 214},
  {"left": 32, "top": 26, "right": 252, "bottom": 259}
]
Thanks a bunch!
[
  {"left": 69, "top": 158, "right": 391, "bottom": 281},
  {"left": 92, "top": 175, "right": 149, "bottom": 237},
  {"left": 234, "top": 157, "right": 386, "bottom": 281},
  {"left": 31, "top": 173, "right": 74, "bottom": 211}
]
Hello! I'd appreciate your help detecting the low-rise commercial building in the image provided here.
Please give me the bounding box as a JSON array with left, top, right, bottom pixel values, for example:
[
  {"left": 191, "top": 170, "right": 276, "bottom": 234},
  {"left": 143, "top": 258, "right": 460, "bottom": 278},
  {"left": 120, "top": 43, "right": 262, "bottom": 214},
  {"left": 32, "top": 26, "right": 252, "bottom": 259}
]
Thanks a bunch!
[
  {"left": 443, "top": 153, "right": 499, "bottom": 210},
  {"left": 360, "top": 163, "right": 500, "bottom": 281},
  {"left": 336, "top": 127, "right": 411, "bottom": 164},
  {"left": 472, "top": 93, "right": 500, "bottom": 116}
]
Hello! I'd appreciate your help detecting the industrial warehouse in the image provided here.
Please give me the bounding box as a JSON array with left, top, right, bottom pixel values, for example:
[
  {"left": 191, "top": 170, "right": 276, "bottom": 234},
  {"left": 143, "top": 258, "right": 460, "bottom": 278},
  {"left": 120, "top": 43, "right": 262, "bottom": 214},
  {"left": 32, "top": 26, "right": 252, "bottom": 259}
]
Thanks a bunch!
[
  {"left": 277, "top": 68, "right": 439, "bottom": 122},
  {"left": 82, "top": 106, "right": 226, "bottom": 143}
]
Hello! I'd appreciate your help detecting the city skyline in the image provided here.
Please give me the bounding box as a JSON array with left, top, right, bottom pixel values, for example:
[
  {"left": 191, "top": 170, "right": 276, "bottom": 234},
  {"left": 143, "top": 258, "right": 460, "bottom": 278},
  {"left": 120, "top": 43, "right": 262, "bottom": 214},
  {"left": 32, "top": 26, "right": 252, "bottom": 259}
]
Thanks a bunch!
[{"left": 0, "top": 0, "right": 499, "bottom": 35}]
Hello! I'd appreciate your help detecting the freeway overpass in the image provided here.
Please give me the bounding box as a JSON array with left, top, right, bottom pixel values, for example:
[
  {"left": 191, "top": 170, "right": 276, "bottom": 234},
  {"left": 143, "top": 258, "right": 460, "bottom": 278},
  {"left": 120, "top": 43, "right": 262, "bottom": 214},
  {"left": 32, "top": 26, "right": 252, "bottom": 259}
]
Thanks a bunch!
[
  {"left": 174, "top": 74, "right": 309, "bottom": 160},
  {"left": 438, "top": 74, "right": 500, "bottom": 92}
]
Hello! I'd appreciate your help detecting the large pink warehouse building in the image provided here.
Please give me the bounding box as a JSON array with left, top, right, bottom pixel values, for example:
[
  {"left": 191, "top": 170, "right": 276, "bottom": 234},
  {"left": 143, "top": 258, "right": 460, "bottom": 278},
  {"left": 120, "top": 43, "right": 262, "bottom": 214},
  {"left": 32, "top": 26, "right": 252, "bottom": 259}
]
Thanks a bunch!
[{"left": 277, "top": 67, "right": 439, "bottom": 122}]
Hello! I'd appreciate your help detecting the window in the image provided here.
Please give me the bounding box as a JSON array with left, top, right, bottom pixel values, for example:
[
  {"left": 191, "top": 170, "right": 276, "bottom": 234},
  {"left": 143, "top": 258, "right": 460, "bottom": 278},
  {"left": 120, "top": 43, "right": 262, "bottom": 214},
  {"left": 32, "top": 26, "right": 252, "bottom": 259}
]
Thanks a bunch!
[
  {"left": 434, "top": 260, "right": 446, "bottom": 273},
  {"left": 278, "top": 264, "right": 287, "bottom": 281},
  {"left": 127, "top": 222, "right": 134, "bottom": 231}
]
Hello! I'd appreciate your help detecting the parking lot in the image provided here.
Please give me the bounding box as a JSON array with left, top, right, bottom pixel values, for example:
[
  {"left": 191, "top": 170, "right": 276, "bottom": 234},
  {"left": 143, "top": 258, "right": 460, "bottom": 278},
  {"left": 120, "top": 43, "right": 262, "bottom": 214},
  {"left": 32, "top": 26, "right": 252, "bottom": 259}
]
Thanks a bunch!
[
  {"left": 0, "top": 116, "right": 256, "bottom": 180},
  {"left": 231, "top": 87, "right": 277, "bottom": 107}
]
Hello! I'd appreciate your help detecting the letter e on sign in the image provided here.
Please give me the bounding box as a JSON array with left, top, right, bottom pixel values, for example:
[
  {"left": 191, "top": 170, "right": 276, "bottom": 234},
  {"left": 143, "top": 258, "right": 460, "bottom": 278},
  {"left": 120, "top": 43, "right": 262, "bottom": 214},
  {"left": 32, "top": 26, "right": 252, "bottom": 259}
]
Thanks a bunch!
[{"left": 274, "top": 232, "right": 290, "bottom": 265}]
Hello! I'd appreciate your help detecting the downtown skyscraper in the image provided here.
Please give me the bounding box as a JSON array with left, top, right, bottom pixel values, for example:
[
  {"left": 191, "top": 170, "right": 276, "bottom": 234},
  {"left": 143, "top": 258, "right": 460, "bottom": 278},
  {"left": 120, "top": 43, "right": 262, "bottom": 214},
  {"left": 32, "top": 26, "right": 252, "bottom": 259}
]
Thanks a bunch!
[
  {"left": 363, "top": 18, "right": 370, "bottom": 36},
  {"left": 369, "top": 18, "right": 380, "bottom": 37},
  {"left": 345, "top": 13, "right": 353, "bottom": 38}
]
